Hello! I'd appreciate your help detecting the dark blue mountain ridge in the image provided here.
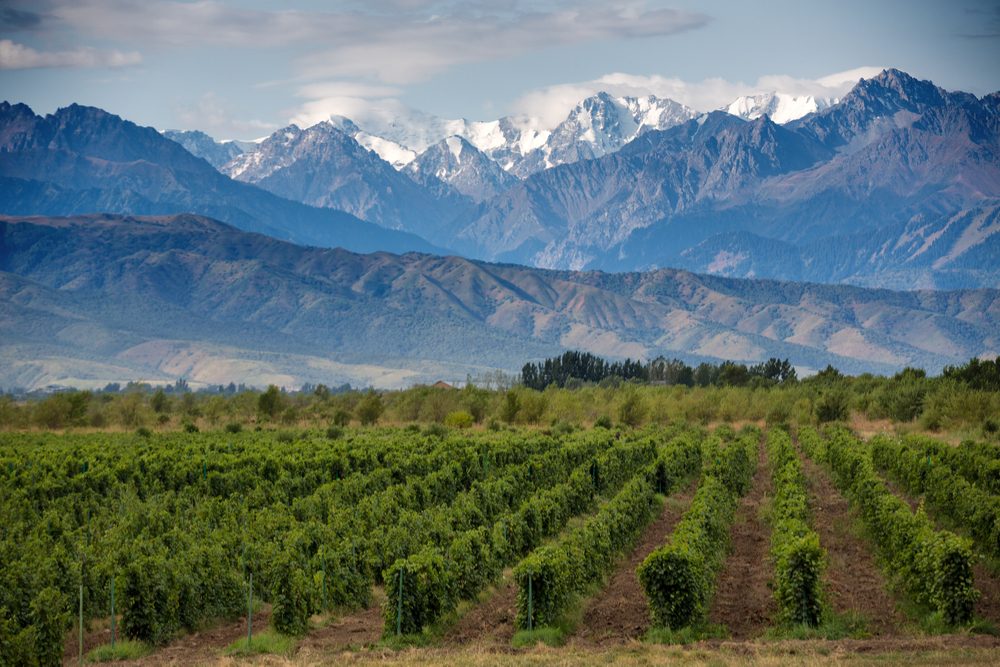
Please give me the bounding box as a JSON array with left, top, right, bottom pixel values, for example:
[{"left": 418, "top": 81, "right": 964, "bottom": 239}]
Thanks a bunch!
[{"left": 0, "top": 102, "right": 443, "bottom": 256}]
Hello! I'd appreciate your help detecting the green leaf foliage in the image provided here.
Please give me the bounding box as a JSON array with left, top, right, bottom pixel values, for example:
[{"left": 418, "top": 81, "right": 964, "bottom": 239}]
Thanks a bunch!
[
  {"left": 637, "top": 427, "right": 758, "bottom": 629},
  {"left": 767, "top": 428, "right": 824, "bottom": 627},
  {"left": 803, "top": 426, "right": 978, "bottom": 625}
]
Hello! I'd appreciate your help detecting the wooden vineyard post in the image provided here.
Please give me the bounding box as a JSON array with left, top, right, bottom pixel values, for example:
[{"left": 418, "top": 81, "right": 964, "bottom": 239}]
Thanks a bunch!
[
  {"left": 110, "top": 577, "right": 116, "bottom": 648},
  {"left": 247, "top": 573, "right": 253, "bottom": 649},
  {"left": 78, "top": 584, "right": 83, "bottom": 666},
  {"left": 321, "top": 558, "right": 327, "bottom": 612},
  {"left": 396, "top": 568, "right": 403, "bottom": 636},
  {"left": 527, "top": 571, "right": 533, "bottom": 631}
]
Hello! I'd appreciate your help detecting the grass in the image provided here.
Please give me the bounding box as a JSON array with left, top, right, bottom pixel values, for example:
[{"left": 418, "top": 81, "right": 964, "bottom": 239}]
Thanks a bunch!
[
  {"left": 511, "top": 626, "right": 565, "bottom": 647},
  {"left": 312, "top": 645, "right": 1000, "bottom": 666},
  {"left": 224, "top": 629, "right": 297, "bottom": 657},
  {"left": 763, "top": 610, "right": 870, "bottom": 641},
  {"left": 85, "top": 640, "right": 152, "bottom": 662},
  {"left": 644, "top": 623, "right": 728, "bottom": 644}
]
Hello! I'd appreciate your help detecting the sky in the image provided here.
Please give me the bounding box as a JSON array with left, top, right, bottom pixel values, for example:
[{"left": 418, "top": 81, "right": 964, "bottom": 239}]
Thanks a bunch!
[{"left": 1, "top": 0, "right": 998, "bottom": 139}]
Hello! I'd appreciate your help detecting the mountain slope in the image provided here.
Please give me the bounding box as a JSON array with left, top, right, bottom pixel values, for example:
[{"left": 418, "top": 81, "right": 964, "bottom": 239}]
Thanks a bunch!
[
  {"left": 405, "top": 136, "right": 519, "bottom": 203},
  {"left": 222, "top": 120, "right": 471, "bottom": 241},
  {"left": 162, "top": 129, "right": 252, "bottom": 169},
  {"left": 451, "top": 70, "right": 1000, "bottom": 287},
  {"left": 2, "top": 213, "right": 997, "bottom": 390},
  {"left": 0, "top": 102, "right": 440, "bottom": 255}
]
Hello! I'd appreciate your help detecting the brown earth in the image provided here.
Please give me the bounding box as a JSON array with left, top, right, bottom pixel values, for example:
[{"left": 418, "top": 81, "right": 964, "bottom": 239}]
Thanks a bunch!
[
  {"left": 294, "top": 594, "right": 385, "bottom": 659},
  {"left": 570, "top": 480, "right": 698, "bottom": 646},
  {"left": 442, "top": 574, "right": 520, "bottom": 646},
  {"left": 707, "top": 438, "right": 777, "bottom": 639},
  {"left": 62, "top": 607, "right": 269, "bottom": 667},
  {"left": 798, "top": 452, "right": 906, "bottom": 635}
]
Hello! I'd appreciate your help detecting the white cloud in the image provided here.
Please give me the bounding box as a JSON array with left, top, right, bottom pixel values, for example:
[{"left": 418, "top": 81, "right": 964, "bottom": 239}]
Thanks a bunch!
[
  {"left": 512, "top": 67, "right": 887, "bottom": 128},
  {"left": 48, "top": 1, "right": 708, "bottom": 84},
  {"left": 0, "top": 39, "right": 141, "bottom": 70},
  {"left": 296, "top": 5, "right": 709, "bottom": 84},
  {"left": 174, "top": 92, "right": 277, "bottom": 139}
]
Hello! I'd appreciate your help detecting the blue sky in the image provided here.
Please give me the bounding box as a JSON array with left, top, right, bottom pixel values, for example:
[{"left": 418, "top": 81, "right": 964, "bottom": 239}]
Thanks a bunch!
[{"left": 1, "top": 0, "right": 998, "bottom": 138}]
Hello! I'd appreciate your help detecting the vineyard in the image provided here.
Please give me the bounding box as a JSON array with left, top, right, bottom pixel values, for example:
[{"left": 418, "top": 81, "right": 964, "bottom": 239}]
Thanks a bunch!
[{"left": 2, "top": 422, "right": 1000, "bottom": 665}]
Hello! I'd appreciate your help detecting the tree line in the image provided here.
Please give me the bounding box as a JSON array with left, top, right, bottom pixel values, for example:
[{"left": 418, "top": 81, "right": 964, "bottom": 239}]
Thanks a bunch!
[{"left": 521, "top": 351, "right": 797, "bottom": 391}]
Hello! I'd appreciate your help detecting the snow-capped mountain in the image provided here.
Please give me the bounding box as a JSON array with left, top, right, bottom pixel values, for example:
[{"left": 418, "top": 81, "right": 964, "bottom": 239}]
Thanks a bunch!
[
  {"left": 723, "top": 93, "right": 837, "bottom": 124},
  {"left": 327, "top": 93, "right": 697, "bottom": 178},
  {"left": 221, "top": 120, "right": 469, "bottom": 241},
  {"left": 516, "top": 93, "right": 699, "bottom": 175},
  {"left": 327, "top": 109, "right": 547, "bottom": 174},
  {"left": 405, "top": 136, "right": 518, "bottom": 202}
]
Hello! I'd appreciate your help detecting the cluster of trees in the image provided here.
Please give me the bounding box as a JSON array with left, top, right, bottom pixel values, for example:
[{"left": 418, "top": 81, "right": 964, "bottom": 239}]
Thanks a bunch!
[
  {"left": 943, "top": 357, "right": 1000, "bottom": 391},
  {"left": 521, "top": 351, "right": 797, "bottom": 390},
  {"left": 520, "top": 351, "right": 647, "bottom": 389}
]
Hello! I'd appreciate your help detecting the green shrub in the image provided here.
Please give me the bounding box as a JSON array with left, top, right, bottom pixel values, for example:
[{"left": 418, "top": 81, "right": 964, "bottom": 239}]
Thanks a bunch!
[
  {"left": 382, "top": 548, "right": 456, "bottom": 635},
  {"left": 638, "top": 476, "right": 735, "bottom": 628},
  {"left": 767, "top": 428, "right": 824, "bottom": 627},
  {"left": 332, "top": 409, "right": 351, "bottom": 426},
  {"left": 270, "top": 553, "right": 312, "bottom": 636},
  {"left": 814, "top": 389, "right": 849, "bottom": 423},
  {"left": 121, "top": 553, "right": 180, "bottom": 645},
  {"left": 31, "top": 587, "right": 69, "bottom": 667},
  {"left": 443, "top": 411, "right": 474, "bottom": 429}
]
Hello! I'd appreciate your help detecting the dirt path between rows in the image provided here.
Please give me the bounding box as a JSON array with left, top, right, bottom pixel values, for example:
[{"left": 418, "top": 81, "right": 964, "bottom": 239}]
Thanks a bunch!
[
  {"left": 570, "top": 479, "right": 699, "bottom": 646},
  {"left": 882, "top": 477, "right": 1000, "bottom": 626},
  {"left": 798, "top": 452, "right": 905, "bottom": 635},
  {"left": 111, "top": 606, "right": 270, "bottom": 667},
  {"left": 442, "top": 574, "right": 519, "bottom": 646},
  {"left": 294, "top": 593, "right": 385, "bottom": 659},
  {"left": 707, "top": 437, "right": 777, "bottom": 639}
]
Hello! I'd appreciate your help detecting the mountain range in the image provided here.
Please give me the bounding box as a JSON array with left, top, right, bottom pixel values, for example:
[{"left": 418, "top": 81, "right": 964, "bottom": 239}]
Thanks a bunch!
[
  {"left": 2, "top": 213, "right": 997, "bottom": 391},
  {"left": 161, "top": 69, "right": 1000, "bottom": 289},
  {"left": 0, "top": 102, "right": 437, "bottom": 255},
  {"left": 0, "top": 68, "right": 997, "bottom": 388}
]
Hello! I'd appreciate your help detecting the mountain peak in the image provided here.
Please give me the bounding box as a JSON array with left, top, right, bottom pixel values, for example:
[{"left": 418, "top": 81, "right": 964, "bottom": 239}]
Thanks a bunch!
[
  {"left": 849, "top": 67, "right": 946, "bottom": 109},
  {"left": 724, "top": 92, "right": 836, "bottom": 124}
]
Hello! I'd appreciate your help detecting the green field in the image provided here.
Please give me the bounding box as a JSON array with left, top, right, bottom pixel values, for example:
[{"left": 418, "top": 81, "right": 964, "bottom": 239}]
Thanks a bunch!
[{"left": 3, "top": 416, "right": 1000, "bottom": 665}]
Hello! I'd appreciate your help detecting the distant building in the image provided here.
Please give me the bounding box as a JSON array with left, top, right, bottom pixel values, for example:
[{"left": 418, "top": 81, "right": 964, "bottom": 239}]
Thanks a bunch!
[{"left": 431, "top": 380, "right": 455, "bottom": 389}]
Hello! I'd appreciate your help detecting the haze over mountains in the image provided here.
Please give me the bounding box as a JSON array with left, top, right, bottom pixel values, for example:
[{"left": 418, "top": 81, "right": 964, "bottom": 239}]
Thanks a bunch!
[
  {"left": 3, "top": 214, "right": 997, "bottom": 391},
  {"left": 0, "top": 68, "right": 998, "bottom": 389}
]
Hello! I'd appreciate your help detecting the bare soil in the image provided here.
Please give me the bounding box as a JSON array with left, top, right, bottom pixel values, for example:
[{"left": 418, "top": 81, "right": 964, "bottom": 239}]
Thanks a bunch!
[
  {"left": 294, "top": 596, "right": 385, "bottom": 659},
  {"left": 707, "top": 438, "right": 777, "bottom": 639},
  {"left": 570, "top": 480, "right": 698, "bottom": 646},
  {"left": 62, "top": 607, "right": 270, "bottom": 667},
  {"left": 798, "top": 452, "right": 906, "bottom": 635},
  {"left": 442, "top": 575, "right": 520, "bottom": 646}
]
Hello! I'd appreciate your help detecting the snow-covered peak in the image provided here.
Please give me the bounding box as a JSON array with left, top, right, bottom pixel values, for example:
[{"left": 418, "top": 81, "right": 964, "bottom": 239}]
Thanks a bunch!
[
  {"left": 724, "top": 93, "right": 837, "bottom": 124},
  {"left": 404, "top": 135, "right": 518, "bottom": 202},
  {"left": 445, "top": 135, "right": 465, "bottom": 160},
  {"left": 519, "top": 92, "right": 698, "bottom": 175}
]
